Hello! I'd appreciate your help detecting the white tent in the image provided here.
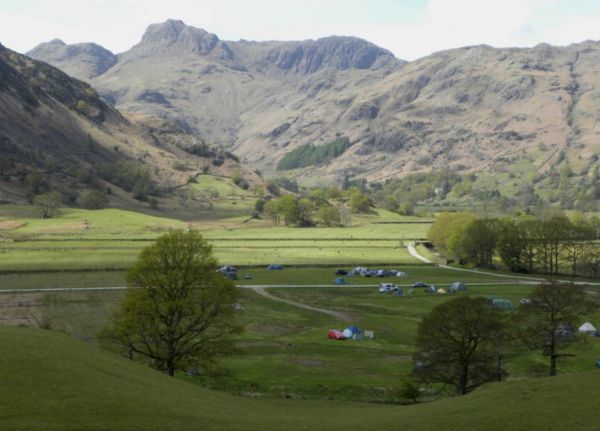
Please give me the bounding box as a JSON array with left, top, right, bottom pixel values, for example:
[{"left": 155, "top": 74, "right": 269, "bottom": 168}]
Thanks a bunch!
[{"left": 578, "top": 322, "right": 597, "bottom": 334}]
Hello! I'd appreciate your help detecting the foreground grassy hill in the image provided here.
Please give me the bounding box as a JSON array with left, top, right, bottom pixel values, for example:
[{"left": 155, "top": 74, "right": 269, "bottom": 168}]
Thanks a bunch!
[{"left": 1, "top": 326, "right": 599, "bottom": 431}]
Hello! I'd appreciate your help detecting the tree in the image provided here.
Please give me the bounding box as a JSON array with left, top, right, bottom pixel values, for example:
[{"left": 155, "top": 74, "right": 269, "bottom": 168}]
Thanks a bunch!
[
  {"left": 33, "top": 191, "right": 63, "bottom": 218},
  {"left": 102, "top": 231, "right": 241, "bottom": 377},
  {"left": 277, "top": 195, "right": 300, "bottom": 225},
  {"left": 316, "top": 205, "right": 341, "bottom": 227},
  {"left": 263, "top": 199, "right": 281, "bottom": 226},
  {"left": 516, "top": 280, "right": 598, "bottom": 376},
  {"left": 254, "top": 199, "right": 265, "bottom": 213},
  {"left": 349, "top": 191, "right": 370, "bottom": 213},
  {"left": 297, "top": 198, "right": 315, "bottom": 226},
  {"left": 413, "top": 297, "right": 508, "bottom": 395},
  {"left": 81, "top": 190, "right": 109, "bottom": 209},
  {"left": 427, "top": 212, "right": 475, "bottom": 258},
  {"left": 455, "top": 218, "right": 507, "bottom": 267},
  {"left": 563, "top": 215, "right": 595, "bottom": 276}
]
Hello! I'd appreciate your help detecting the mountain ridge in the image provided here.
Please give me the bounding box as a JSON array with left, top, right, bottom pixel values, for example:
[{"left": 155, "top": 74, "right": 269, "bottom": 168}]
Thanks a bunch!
[{"left": 25, "top": 20, "right": 600, "bottom": 189}]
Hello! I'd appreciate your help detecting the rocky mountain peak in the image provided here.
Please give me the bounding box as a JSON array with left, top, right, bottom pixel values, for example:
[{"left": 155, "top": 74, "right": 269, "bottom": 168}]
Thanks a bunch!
[
  {"left": 263, "top": 35, "right": 403, "bottom": 74},
  {"left": 139, "top": 19, "right": 187, "bottom": 46},
  {"left": 134, "top": 19, "right": 231, "bottom": 59},
  {"left": 27, "top": 40, "right": 116, "bottom": 80}
]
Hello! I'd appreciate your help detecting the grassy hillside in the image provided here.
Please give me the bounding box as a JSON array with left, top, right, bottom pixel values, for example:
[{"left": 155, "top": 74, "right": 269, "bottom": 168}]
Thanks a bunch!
[{"left": 2, "top": 325, "right": 600, "bottom": 431}]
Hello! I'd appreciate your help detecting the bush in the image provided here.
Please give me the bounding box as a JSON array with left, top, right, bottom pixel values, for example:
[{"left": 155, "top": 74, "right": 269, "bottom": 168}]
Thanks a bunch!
[{"left": 81, "top": 190, "right": 109, "bottom": 210}]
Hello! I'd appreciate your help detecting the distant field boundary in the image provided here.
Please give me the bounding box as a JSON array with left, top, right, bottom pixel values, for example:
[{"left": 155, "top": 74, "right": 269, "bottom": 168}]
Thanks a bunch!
[
  {"left": 4, "top": 237, "right": 429, "bottom": 243},
  {"left": 0, "top": 262, "right": 434, "bottom": 275},
  {"left": 371, "top": 221, "right": 433, "bottom": 224}
]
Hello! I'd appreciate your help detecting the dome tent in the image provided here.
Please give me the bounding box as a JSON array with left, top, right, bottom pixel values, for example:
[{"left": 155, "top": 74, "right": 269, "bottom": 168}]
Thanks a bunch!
[
  {"left": 578, "top": 322, "right": 598, "bottom": 335},
  {"left": 342, "top": 326, "right": 363, "bottom": 340}
]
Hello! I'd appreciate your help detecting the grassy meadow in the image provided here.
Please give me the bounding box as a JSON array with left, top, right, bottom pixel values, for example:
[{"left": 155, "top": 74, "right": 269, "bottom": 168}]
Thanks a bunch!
[
  {"left": 3, "top": 197, "right": 600, "bottom": 429},
  {"left": 0, "top": 204, "right": 431, "bottom": 271},
  {"left": 3, "top": 326, "right": 600, "bottom": 431}
]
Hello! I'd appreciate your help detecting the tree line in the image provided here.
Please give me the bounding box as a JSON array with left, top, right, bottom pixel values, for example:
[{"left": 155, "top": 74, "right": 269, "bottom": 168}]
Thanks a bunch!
[
  {"left": 255, "top": 186, "right": 371, "bottom": 227},
  {"left": 413, "top": 281, "right": 598, "bottom": 397},
  {"left": 429, "top": 211, "right": 600, "bottom": 278}
]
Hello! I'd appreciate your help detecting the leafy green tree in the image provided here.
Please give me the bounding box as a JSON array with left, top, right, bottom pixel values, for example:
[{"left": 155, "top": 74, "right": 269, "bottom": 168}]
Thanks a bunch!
[
  {"left": 428, "top": 212, "right": 475, "bottom": 258},
  {"left": 316, "top": 205, "right": 341, "bottom": 227},
  {"left": 254, "top": 199, "right": 265, "bottom": 213},
  {"left": 33, "top": 191, "right": 63, "bottom": 218},
  {"left": 277, "top": 195, "right": 300, "bottom": 225},
  {"left": 414, "top": 297, "right": 508, "bottom": 395},
  {"left": 563, "top": 214, "right": 595, "bottom": 276},
  {"left": 263, "top": 199, "right": 281, "bottom": 226},
  {"left": 102, "top": 231, "right": 241, "bottom": 377},
  {"left": 455, "top": 218, "right": 507, "bottom": 267},
  {"left": 515, "top": 280, "right": 598, "bottom": 376},
  {"left": 398, "top": 202, "right": 414, "bottom": 216},
  {"left": 349, "top": 191, "right": 370, "bottom": 213},
  {"left": 81, "top": 190, "right": 109, "bottom": 209},
  {"left": 297, "top": 198, "right": 315, "bottom": 226}
]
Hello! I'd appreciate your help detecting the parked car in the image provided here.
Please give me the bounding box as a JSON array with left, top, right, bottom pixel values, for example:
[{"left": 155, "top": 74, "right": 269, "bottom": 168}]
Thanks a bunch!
[
  {"left": 520, "top": 298, "right": 531, "bottom": 305},
  {"left": 412, "top": 282, "right": 429, "bottom": 288},
  {"left": 379, "top": 283, "right": 396, "bottom": 293}
]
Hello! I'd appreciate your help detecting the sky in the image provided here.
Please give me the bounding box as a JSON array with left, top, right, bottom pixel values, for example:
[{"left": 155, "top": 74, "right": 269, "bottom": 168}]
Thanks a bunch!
[{"left": 2, "top": 0, "right": 600, "bottom": 60}]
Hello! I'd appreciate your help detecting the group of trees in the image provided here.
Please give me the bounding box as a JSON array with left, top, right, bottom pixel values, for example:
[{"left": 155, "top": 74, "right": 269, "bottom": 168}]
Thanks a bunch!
[
  {"left": 414, "top": 281, "right": 597, "bottom": 396},
  {"left": 255, "top": 186, "right": 369, "bottom": 227},
  {"left": 429, "top": 211, "right": 600, "bottom": 278}
]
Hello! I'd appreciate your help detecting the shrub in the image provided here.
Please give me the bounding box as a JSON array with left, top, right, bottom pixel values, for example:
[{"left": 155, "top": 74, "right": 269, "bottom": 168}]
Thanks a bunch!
[{"left": 81, "top": 190, "right": 109, "bottom": 210}]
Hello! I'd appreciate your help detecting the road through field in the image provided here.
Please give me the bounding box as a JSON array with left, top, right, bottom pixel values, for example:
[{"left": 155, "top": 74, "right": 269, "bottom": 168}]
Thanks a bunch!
[{"left": 247, "top": 286, "right": 352, "bottom": 321}]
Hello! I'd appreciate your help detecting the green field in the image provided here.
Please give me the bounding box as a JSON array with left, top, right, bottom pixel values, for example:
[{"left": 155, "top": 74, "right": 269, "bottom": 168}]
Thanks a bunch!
[
  {"left": 0, "top": 205, "right": 431, "bottom": 271},
  {"left": 3, "top": 203, "right": 600, "bottom": 429},
  {"left": 7, "top": 267, "right": 600, "bottom": 402},
  {"left": 3, "top": 326, "right": 600, "bottom": 431}
]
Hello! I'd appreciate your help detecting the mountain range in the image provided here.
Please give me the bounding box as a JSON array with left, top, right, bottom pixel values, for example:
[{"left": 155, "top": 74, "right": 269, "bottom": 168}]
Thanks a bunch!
[
  {"left": 0, "top": 41, "right": 257, "bottom": 209},
  {"left": 20, "top": 20, "right": 600, "bottom": 189}
]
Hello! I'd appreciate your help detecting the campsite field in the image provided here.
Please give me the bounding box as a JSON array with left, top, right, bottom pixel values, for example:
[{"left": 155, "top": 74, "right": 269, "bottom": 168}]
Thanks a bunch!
[
  {"left": 2, "top": 203, "right": 600, "bottom": 406},
  {"left": 6, "top": 271, "right": 600, "bottom": 401}
]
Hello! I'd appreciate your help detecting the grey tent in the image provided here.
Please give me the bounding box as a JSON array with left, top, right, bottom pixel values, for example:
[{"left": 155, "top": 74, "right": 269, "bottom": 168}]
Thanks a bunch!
[
  {"left": 449, "top": 282, "right": 466, "bottom": 292},
  {"left": 579, "top": 322, "right": 598, "bottom": 335}
]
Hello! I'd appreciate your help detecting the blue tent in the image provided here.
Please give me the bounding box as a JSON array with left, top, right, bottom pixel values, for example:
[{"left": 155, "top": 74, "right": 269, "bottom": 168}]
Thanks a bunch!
[
  {"left": 267, "top": 264, "right": 284, "bottom": 270},
  {"left": 342, "top": 326, "right": 362, "bottom": 339},
  {"left": 335, "top": 278, "right": 346, "bottom": 285},
  {"left": 395, "top": 288, "right": 404, "bottom": 297}
]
